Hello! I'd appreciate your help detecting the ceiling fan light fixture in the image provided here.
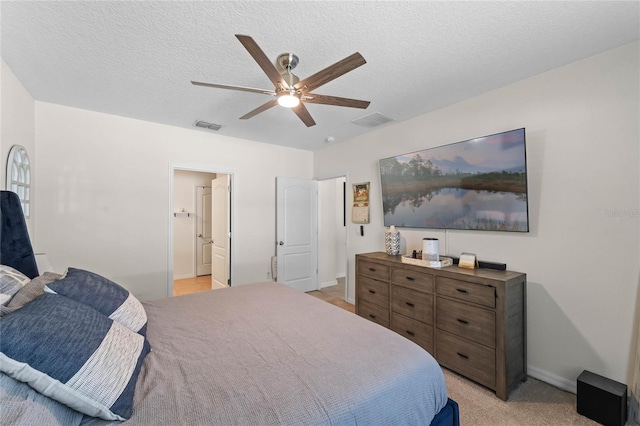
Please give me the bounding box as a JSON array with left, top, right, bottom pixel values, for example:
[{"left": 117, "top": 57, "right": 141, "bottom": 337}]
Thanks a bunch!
[
  {"left": 192, "top": 35, "right": 369, "bottom": 127},
  {"left": 277, "top": 92, "right": 300, "bottom": 108}
]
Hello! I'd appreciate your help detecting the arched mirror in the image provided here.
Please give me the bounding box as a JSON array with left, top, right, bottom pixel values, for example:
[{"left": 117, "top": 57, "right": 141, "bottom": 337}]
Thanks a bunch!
[{"left": 6, "top": 145, "right": 31, "bottom": 218}]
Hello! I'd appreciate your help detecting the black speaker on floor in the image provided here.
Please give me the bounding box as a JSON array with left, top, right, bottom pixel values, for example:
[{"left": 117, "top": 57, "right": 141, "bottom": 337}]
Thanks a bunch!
[{"left": 577, "top": 370, "right": 627, "bottom": 426}]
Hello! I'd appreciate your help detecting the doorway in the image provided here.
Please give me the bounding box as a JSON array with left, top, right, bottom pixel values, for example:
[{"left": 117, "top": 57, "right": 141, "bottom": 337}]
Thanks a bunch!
[
  {"left": 169, "top": 166, "right": 233, "bottom": 297},
  {"left": 274, "top": 175, "right": 349, "bottom": 303},
  {"left": 317, "top": 176, "right": 348, "bottom": 303}
]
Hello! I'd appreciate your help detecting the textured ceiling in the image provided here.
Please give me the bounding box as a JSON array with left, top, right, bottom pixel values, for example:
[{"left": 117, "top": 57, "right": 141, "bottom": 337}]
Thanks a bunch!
[{"left": 1, "top": 1, "right": 638, "bottom": 151}]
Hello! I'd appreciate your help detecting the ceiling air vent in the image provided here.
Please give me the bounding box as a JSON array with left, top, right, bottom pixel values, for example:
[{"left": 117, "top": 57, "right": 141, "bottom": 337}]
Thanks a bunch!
[
  {"left": 351, "top": 112, "right": 395, "bottom": 128},
  {"left": 193, "top": 120, "right": 222, "bottom": 131}
]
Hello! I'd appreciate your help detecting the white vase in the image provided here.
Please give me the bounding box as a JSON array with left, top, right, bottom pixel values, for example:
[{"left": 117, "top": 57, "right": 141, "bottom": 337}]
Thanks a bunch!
[{"left": 385, "top": 226, "right": 400, "bottom": 255}]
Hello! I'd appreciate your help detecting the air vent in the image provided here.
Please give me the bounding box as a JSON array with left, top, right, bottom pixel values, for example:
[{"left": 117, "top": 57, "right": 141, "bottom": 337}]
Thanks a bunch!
[
  {"left": 193, "top": 120, "right": 222, "bottom": 131},
  {"left": 351, "top": 112, "right": 395, "bottom": 128}
]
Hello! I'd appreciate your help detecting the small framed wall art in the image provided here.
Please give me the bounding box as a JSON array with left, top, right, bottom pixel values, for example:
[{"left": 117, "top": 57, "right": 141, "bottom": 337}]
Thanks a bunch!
[{"left": 351, "top": 182, "right": 370, "bottom": 224}]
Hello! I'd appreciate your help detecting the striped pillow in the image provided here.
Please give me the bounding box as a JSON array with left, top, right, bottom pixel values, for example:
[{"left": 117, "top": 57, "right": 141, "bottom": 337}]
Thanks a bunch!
[
  {"left": 1, "top": 272, "right": 62, "bottom": 317},
  {"left": 0, "top": 293, "right": 150, "bottom": 420},
  {"left": 0, "top": 264, "right": 31, "bottom": 305},
  {"left": 45, "top": 268, "right": 147, "bottom": 336}
]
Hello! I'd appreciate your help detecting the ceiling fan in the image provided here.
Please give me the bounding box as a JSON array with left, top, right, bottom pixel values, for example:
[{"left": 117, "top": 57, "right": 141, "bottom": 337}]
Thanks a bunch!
[{"left": 191, "top": 34, "right": 370, "bottom": 127}]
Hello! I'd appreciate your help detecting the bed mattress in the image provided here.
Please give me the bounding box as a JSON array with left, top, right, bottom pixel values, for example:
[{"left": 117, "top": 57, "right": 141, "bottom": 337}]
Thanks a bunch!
[{"left": 4, "top": 282, "right": 449, "bottom": 425}]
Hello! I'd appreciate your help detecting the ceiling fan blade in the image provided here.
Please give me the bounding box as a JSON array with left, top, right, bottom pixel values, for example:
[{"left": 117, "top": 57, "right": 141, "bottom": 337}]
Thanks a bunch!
[
  {"left": 292, "top": 103, "right": 316, "bottom": 127},
  {"left": 294, "top": 52, "right": 366, "bottom": 93},
  {"left": 191, "top": 81, "right": 275, "bottom": 96},
  {"left": 239, "top": 98, "right": 279, "bottom": 120},
  {"left": 303, "top": 93, "right": 370, "bottom": 109},
  {"left": 235, "top": 34, "right": 289, "bottom": 90}
]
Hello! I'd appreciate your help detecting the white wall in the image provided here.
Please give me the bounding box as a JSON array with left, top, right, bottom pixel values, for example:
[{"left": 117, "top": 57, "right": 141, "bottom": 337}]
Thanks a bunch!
[
  {"left": 1, "top": 59, "right": 36, "bottom": 236},
  {"left": 33, "top": 102, "right": 313, "bottom": 300},
  {"left": 173, "top": 169, "right": 216, "bottom": 280},
  {"left": 315, "top": 42, "right": 640, "bottom": 389}
]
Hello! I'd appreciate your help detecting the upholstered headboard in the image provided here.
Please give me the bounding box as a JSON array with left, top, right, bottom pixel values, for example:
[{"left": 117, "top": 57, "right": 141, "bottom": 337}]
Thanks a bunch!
[{"left": 0, "top": 190, "right": 38, "bottom": 278}]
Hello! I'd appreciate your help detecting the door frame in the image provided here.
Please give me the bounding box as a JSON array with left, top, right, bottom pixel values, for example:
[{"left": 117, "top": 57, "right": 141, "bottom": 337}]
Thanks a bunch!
[
  {"left": 314, "top": 172, "right": 350, "bottom": 303},
  {"left": 168, "top": 163, "right": 236, "bottom": 298}
]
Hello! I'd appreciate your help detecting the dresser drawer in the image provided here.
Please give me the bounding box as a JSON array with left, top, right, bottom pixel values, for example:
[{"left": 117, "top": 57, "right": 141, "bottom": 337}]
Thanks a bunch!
[
  {"left": 391, "top": 268, "right": 434, "bottom": 293},
  {"left": 437, "top": 330, "right": 496, "bottom": 388},
  {"left": 358, "top": 299, "right": 389, "bottom": 328},
  {"left": 436, "top": 298, "right": 495, "bottom": 348},
  {"left": 391, "top": 312, "right": 433, "bottom": 353},
  {"left": 391, "top": 285, "right": 433, "bottom": 324},
  {"left": 436, "top": 276, "right": 495, "bottom": 308},
  {"left": 358, "top": 260, "right": 390, "bottom": 281},
  {"left": 358, "top": 276, "right": 389, "bottom": 307}
]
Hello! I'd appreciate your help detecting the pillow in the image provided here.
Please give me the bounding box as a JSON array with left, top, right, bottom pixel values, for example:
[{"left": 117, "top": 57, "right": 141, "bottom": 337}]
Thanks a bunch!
[
  {"left": 1, "top": 371, "right": 85, "bottom": 426},
  {"left": 0, "top": 293, "right": 151, "bottom": 421},
  {"left": 45, "top": 268, "right": 147, "bottom": 336},
  {"left": 0, "top": 265, "right": 31, "bottom": 305},
  {"left": 0, "top": 272, "right": 62, "bottom": 317}
]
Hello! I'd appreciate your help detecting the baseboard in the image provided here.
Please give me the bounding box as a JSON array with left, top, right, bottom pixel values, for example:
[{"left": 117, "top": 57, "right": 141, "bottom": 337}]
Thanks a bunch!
[
  {"left": 320, "top": 279, "right": 338, "bottom": 289},
  {"left": 528, "top": 365, "right": 577, "bottom": 394},
  {"left": 347, "top": 297, "right": 355, "bottom": 305},
  {"left": 173, "top": 273, "right": 194, "bottom": 281}
]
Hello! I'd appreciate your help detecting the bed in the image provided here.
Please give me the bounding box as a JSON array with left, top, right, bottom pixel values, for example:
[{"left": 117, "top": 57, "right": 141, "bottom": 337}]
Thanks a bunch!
[{"left": 0, "top": 190, "right": 459, "bottom": 425}]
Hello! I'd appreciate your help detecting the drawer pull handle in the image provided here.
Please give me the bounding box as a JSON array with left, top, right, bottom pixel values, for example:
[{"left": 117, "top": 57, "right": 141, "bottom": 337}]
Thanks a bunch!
[
  {"left": 368, "top": 268, "right": 376, "bottom": 272},
  {"left": 369, "top": 314, "right": 377, "bottom": 319},
  {"left": 456, "top": 288, "right": 468, "bottom": 294},
  {"left": 457, "top": 352, "right": 469, "bottom": 359},
  {"left": 368, "top": 289, "right": 376, "bottom": 294},
  {"left": 405, "top": 276, "right": 415, "bottom": 281},
  {"left": 406, "top": 302, "right": 415, "bottom": 307},
  {"left": 406, "top": 330, "right": 415, "bottom": 336},
  {"left": 457, "top": 318, "right": 469, "bottom": 325}
]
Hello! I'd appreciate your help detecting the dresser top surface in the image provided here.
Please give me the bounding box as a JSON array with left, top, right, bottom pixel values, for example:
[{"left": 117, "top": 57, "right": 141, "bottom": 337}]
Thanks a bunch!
[{"left": 357, "top": 252, "right": 525, "bottom": 282}]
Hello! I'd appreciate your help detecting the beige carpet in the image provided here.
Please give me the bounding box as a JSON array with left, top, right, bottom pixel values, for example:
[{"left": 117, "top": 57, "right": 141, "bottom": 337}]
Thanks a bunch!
[{"left": 444, "top": 368, "right": 598, "bottom": 425}]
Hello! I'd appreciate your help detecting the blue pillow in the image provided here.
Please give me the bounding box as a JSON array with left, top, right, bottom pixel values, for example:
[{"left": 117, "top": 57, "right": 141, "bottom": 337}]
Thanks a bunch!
[
  {"left": 45, "top": 268, "right": 147, "bottom": 336},
  {"left": 0, "top": 293, "right": 151, "bottom": 420}
]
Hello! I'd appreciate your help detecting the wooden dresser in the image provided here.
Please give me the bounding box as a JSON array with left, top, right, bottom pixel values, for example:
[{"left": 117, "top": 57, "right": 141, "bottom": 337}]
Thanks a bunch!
[{"left": 355, "top": 251, "right": 527, "bottom": 400}]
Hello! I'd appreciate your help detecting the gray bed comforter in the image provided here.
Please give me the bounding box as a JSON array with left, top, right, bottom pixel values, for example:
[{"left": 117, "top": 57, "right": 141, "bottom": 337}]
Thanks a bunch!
[{"left": 4, "top": 282, "right": 448, "bottom": 425}]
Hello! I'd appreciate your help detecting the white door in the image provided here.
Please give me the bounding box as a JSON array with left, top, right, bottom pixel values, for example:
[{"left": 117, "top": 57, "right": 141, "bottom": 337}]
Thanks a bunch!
[
  {"left": 211, "top": 175, "right": 230, "bottom": 288},
  {"left": 196, "top": 186, "right": 212, "bottom": 276},
  {"left": 276, "top": 177, "right": 318, "bottom": 292}
]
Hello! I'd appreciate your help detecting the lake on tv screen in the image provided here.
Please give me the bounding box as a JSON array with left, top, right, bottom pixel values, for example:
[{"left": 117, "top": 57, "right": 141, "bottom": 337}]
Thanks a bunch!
[{"left": 383, "top": 188, "right": 528, "bottom": 231}]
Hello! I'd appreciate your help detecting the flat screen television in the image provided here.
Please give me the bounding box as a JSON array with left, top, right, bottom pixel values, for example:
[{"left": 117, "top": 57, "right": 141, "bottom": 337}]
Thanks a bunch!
[{"left": 379, "top": 128, "right": 529, "bottom": 232}]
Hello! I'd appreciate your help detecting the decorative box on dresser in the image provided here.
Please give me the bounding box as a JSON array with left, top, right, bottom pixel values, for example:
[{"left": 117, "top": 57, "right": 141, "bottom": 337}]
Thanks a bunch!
[{"left": 355, "top": 252, "right": 527, "bottom": 400}]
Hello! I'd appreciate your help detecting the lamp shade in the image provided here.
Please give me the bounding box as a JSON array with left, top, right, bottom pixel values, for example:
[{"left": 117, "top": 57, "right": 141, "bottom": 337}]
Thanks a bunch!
[{"left": 277, "top": 94, "right": 300, "bottom": 108}]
